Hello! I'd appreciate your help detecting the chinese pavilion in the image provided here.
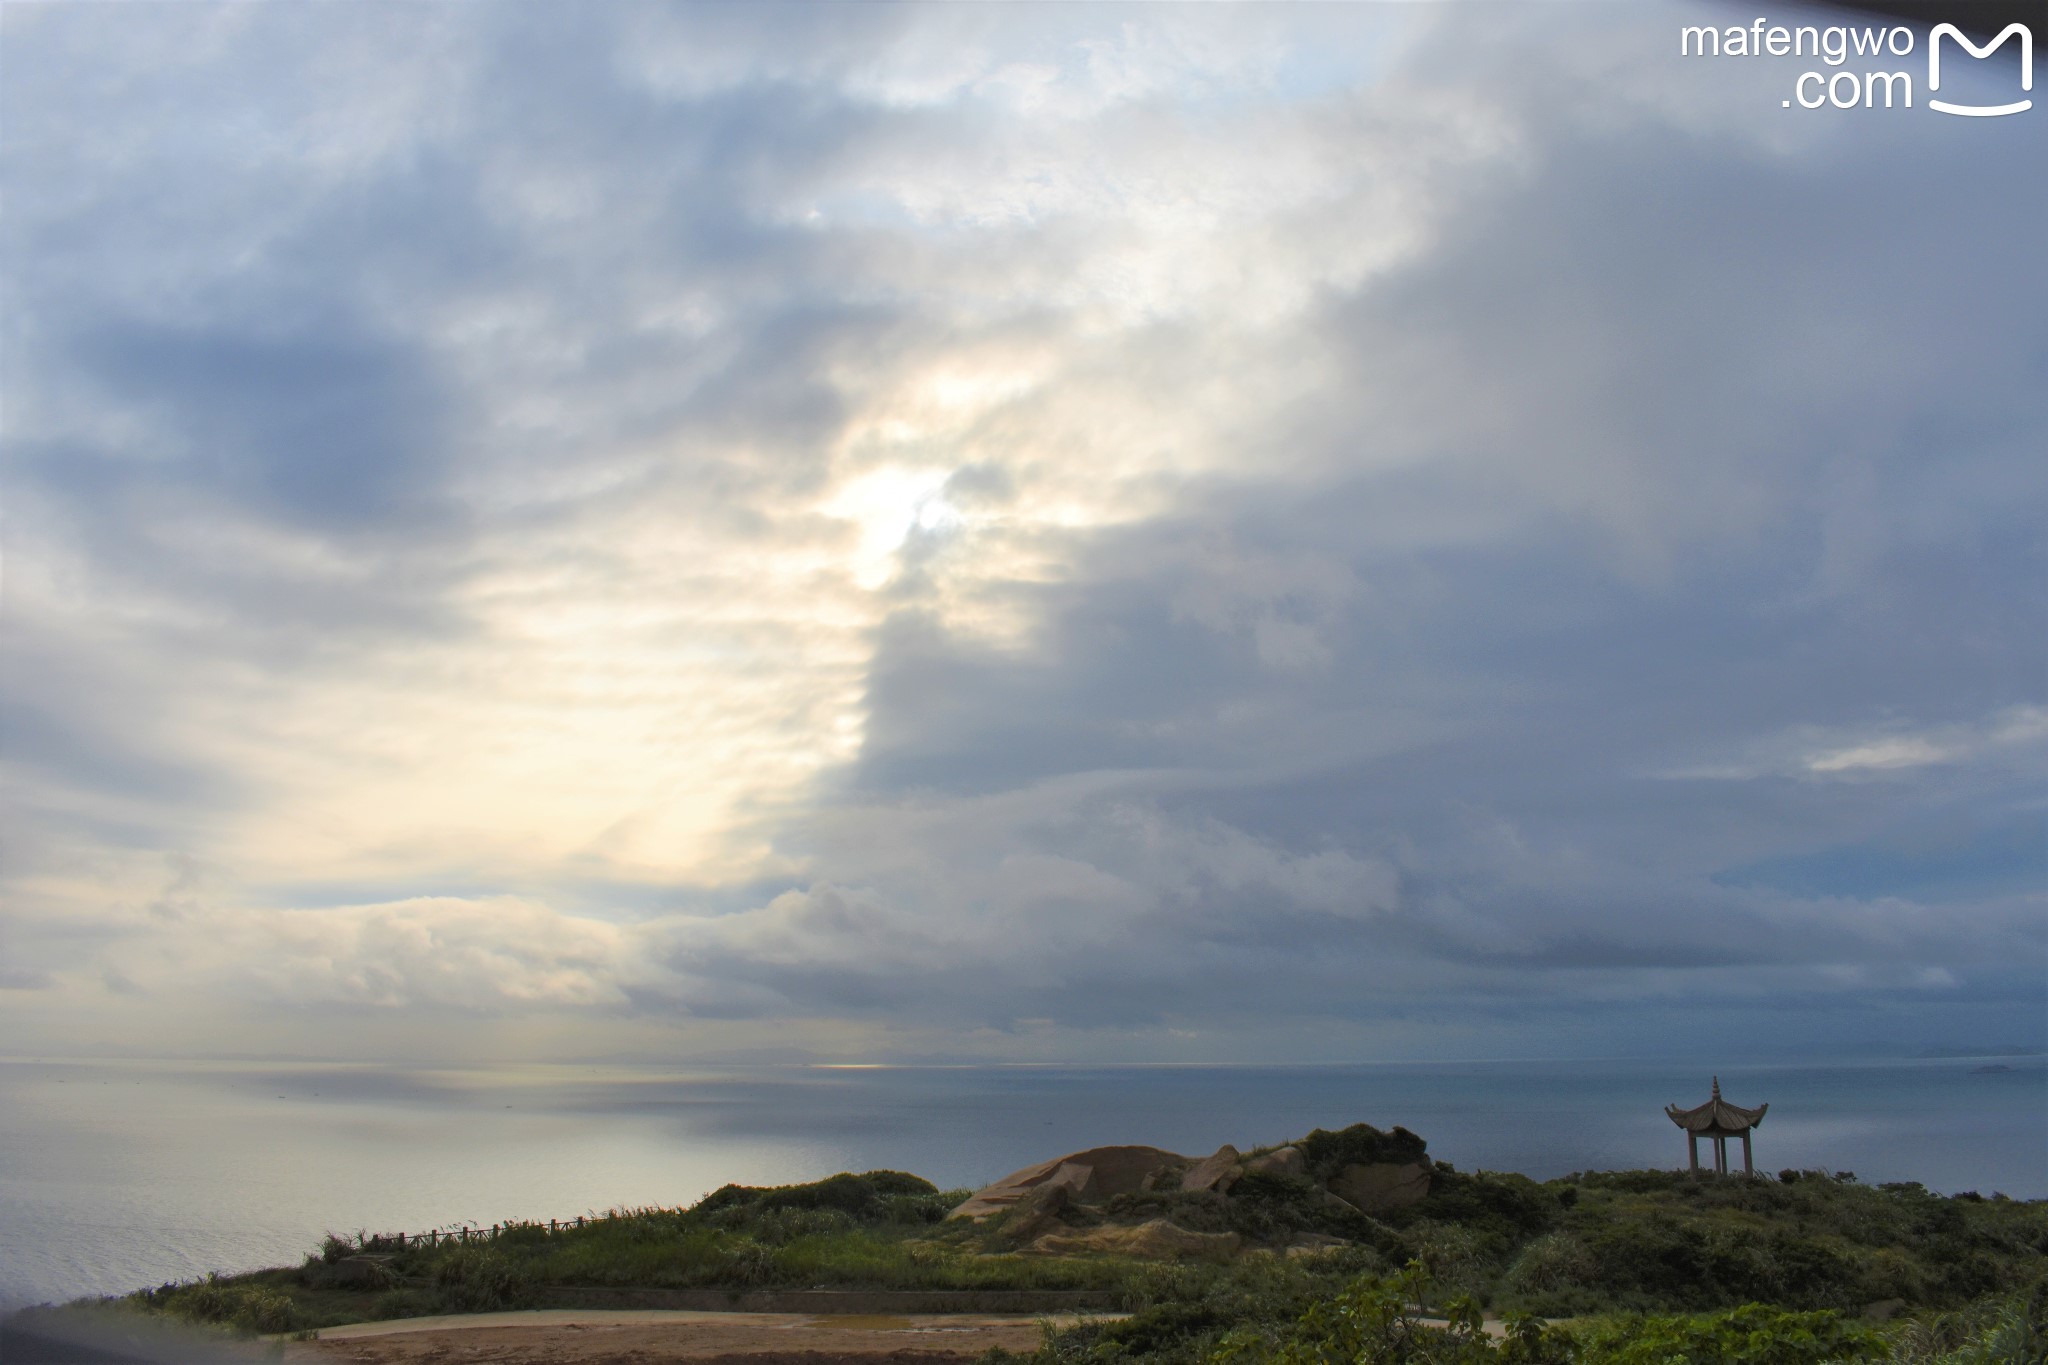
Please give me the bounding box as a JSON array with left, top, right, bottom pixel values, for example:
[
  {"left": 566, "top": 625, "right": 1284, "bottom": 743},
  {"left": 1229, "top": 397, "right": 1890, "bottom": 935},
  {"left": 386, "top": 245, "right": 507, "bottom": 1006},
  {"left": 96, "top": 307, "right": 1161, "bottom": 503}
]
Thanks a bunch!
[{"left": 1666, "top": 1076, "right": 1767, "bottom": 1175}]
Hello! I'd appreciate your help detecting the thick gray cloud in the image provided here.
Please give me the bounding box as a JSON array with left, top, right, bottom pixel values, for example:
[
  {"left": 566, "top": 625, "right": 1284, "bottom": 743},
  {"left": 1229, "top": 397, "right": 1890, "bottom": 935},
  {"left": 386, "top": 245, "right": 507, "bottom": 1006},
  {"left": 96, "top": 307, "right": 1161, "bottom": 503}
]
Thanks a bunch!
[{"left": 1, "top": 0, "right": 2040, "bottom": 1062}]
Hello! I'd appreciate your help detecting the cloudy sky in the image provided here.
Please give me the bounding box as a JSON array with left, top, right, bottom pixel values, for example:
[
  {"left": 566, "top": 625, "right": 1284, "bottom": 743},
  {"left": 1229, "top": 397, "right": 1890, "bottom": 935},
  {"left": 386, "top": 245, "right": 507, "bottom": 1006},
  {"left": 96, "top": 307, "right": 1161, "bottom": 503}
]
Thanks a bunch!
[{"left": 3, "top": 0, "right": 2042, "bottom": 1064}]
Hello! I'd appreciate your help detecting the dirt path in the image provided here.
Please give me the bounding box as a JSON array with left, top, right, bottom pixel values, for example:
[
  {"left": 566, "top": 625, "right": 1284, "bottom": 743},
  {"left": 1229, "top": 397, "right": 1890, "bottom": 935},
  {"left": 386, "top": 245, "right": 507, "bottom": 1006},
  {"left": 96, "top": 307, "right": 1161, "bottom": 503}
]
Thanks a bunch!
[{"left": 285, "top": 1310, "right": 1098, "bottom": 1365}]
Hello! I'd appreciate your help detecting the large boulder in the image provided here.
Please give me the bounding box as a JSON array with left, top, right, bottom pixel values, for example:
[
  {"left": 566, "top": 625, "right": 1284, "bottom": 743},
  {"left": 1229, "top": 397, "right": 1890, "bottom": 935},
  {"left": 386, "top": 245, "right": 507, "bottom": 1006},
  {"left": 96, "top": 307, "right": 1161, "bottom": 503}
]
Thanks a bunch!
[
  {"left": 1244, "top": 1145, "right": 1307, "bottom": 1180},
  {"left": 1326, "top": 1161, "right": 1432, "bottom": 1214},
  {"left": 1180, "top": 1144, "right": 1242, "bottom": 1195},
  {"left": 949, "top": 1145, "right": 1187, "bottom": 1220},
  {"left": 1031, "top": 1219, "right": 1241, "bottom": 1261},
  {"left": 985, "top": 1180, "right": 1073, "bottom": 1249}
]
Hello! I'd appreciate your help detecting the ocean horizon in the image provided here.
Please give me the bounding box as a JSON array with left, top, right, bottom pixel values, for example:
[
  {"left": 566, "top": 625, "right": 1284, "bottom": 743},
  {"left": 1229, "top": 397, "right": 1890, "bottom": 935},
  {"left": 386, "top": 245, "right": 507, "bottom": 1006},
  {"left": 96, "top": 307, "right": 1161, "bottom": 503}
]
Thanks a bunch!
[{"left": 3, "top": 1052, "right": 2042, "bottom": 1313}]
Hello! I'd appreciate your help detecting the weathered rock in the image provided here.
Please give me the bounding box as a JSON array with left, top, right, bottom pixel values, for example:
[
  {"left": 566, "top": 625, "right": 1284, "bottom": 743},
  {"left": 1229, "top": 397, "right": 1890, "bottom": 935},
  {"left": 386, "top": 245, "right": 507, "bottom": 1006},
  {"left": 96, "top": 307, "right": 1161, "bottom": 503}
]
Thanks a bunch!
[
  {"left": 949, "top": 1158, "right": 1085, "bottom": 1220},
  {"left": 1316, "top": 1185, "right": 1362, "bottom": 1214},
  {"left": 987, "top": 1180, "right": 1073, "bottom": 1248},
  {"left": 1244, "top": 1145, "right": 1306, "bottom": 1180},
  {"left": 1180, "top": 1144, "right": 1242, "bottom": 1195},
  {"left": 948, "top": 1146, "right": 1187, "bottom": 1220},
  {"left": 1326, "top": 1161, "right": 1432, "bottom": 1215},
  {"left": 1031, "top": 1219, "right": 1241, "bottom": 1261}
]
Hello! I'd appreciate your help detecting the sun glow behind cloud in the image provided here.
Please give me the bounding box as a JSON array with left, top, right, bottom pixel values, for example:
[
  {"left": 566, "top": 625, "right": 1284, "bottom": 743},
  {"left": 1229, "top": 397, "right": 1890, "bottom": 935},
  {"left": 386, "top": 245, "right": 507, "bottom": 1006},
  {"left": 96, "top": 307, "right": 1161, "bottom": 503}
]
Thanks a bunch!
[{"left": 2, "top": 0, "right": 2042, "bottom": 1063}]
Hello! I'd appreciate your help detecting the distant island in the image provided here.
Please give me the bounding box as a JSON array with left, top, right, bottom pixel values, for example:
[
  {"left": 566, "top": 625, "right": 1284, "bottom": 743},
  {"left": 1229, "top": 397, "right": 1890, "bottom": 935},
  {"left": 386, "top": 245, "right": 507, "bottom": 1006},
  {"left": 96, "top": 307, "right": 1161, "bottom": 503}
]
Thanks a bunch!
[{"left": 9, "top": 1122, "right": 2045, "bottom": 1364}]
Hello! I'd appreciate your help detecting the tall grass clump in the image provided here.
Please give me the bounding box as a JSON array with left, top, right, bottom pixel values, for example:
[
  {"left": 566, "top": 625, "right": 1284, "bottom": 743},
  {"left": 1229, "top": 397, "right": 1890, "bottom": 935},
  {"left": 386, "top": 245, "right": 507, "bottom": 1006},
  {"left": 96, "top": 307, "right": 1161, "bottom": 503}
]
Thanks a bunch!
[
  {"left": 130, "top": 1274, "right": 305, "bottom": 1337},
  {"left": 433, "top": 1247, "right": 535, "bottom": 1312}
]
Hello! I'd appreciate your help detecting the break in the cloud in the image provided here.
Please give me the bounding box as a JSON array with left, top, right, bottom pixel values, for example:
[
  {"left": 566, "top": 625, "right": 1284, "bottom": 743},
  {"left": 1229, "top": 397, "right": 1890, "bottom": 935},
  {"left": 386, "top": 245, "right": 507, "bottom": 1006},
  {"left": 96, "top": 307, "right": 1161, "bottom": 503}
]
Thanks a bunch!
[{"left": 1, "top": 1, "right": 2042, "bottom": 1062}]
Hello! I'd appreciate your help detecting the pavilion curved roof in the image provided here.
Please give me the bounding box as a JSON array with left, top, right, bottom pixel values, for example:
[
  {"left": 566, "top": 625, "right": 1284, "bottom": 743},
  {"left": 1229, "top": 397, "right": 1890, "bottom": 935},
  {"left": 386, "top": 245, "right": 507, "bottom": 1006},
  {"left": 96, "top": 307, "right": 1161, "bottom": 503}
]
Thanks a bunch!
[{"left": 1665, "top": 1076, "right": 1767, "bottom": 1132}]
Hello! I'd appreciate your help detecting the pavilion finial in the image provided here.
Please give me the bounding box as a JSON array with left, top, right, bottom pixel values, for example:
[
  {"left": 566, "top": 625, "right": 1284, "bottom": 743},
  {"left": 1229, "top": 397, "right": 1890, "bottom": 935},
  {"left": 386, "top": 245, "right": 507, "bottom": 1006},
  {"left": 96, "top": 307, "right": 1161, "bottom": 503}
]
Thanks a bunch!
[{"left": 1711, "top": 1075, "right": 1721, "bottom": 1098}]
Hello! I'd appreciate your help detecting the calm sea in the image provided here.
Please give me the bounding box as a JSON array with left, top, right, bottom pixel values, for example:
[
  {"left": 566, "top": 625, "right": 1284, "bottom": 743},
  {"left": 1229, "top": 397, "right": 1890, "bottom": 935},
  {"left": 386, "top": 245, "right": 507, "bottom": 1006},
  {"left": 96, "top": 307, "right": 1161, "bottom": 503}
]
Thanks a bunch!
[{"left": 2, "top": 1055, "right": 2041, "bottom": 1311}]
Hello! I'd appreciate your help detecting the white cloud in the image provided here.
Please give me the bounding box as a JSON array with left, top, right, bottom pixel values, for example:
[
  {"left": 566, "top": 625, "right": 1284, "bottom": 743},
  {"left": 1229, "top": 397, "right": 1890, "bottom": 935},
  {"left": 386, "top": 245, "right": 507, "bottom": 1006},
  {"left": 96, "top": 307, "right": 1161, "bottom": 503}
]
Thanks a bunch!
[
  {"left": 1665, "top": 706, "right": 2048, "bottom": 782},
  {"left": 1805, "top": 736, "right": 1953, "bottom": 774},
  {"left": 3, "top": 0, "right": 2042, "bottom": 1061}
]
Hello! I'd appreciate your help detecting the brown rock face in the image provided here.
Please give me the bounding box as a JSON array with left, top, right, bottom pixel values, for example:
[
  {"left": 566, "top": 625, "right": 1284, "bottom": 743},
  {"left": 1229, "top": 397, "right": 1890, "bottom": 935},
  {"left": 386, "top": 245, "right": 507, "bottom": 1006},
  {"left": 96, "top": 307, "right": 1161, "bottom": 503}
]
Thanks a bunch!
[
  {"left": 1325, "top": 1161, "right": 1432, "bottom": 1214},
  {"left": 1244, "top": 1145, "right": 1306, "bottom": 1180},
  {"left": 986, "top": 1179, "right": 1073, "bottom": 1248},
  {"left": 1030, "top": 1219, "right": 1241, "bottom": 1261},
  {"left": 948, "top": 1145, "right": 1187, "bottom": 1220},
  {"left": 1180, "top": 1144, "right": 1242, "bottom": 1194}
]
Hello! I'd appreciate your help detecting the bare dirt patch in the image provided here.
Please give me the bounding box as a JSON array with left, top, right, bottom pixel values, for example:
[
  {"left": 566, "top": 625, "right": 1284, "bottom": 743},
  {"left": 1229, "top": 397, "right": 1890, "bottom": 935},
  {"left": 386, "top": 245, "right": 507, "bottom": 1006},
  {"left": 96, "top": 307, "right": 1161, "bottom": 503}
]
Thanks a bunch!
[{"left": 286, "top": 1311, "right": 1076, "bottom": 1365}]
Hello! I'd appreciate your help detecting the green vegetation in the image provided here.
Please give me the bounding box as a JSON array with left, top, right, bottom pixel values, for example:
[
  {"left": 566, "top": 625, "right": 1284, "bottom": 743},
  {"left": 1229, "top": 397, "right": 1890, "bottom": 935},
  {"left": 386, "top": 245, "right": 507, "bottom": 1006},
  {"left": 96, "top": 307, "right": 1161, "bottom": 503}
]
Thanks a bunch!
[
  {"left": 1296, "top": 1124, "right": 1432, "bottom": 1179},
  {"left": 101, "top": 1170, "right": 1147, "bottom": 1335},
  {"left": 1257, "top": 1269, "right": 1910, "bottom": 1363},
  {"left": 1480, "top": 1170, "right": 2048, "bottom": 1317},
  {"left": 35, "top": 1160, "right": 2048, "bottom": 1364},
  {"left": 1031, "top": 1265, "right": 2048, "bottom": 1365}
]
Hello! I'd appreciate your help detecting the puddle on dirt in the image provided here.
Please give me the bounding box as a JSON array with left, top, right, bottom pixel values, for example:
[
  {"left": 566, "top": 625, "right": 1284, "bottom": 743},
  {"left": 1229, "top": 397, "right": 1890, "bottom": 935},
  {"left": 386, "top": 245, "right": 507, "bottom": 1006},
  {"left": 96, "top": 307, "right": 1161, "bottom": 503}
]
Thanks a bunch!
[{"left": 793, "top": 1316, "right": 916, "bottom": 1332}]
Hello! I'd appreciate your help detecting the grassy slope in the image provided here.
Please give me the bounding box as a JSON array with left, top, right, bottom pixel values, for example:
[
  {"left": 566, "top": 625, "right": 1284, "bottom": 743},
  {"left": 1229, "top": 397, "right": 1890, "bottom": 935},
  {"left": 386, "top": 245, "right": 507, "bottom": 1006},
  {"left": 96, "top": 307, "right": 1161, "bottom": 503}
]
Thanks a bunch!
[
  {"left": 33, "top": 1149, "right": 2048, "bottom": 1360},
  {"left": 1390, "top": 1167, "right": 2048, "bottom": 1316}
]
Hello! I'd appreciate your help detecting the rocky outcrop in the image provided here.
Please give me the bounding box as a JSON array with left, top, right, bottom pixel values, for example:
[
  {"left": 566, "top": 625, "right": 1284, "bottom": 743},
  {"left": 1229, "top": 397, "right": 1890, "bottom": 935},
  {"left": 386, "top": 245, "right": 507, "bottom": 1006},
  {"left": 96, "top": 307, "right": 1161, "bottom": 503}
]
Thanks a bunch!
[
  {"left": 1030, "top": 1219, "right": 1241, "bottom": 1261},
  {"left": 1326, "top": 1161, "right": 1432, "bottom": 1214},
  {"left": 1180, "top": 1144, "right": 1242, "bottom": 1194},
  {"left": 949, "top": 1145, "right": 1188, "bottom": 1221},
  {"left": 985, "top": 1180, "right": 1074, "bottom": 1249},
  {"left": 948, "top": 1123, "right": 1433, "bottom": 1261},
  {"left": 1244, "top": 1145, "right": 1306, "bottom": 1180}
]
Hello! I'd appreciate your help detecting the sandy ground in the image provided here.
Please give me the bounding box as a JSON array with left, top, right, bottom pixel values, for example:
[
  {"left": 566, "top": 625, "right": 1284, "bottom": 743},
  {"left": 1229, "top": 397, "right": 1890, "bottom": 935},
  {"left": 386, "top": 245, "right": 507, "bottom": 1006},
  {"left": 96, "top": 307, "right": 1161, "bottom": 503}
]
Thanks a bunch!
[{"left": 284, "top": 1310, "right": 1100, "bottom": 1365}]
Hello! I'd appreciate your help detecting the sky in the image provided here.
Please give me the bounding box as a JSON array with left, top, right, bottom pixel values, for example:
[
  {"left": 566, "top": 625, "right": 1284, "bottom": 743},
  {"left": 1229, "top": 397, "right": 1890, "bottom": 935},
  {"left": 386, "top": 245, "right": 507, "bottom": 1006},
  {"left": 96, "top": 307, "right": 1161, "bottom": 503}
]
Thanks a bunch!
[{"left": 2, "top": 0, "right": 2042, "bottom": 1065}]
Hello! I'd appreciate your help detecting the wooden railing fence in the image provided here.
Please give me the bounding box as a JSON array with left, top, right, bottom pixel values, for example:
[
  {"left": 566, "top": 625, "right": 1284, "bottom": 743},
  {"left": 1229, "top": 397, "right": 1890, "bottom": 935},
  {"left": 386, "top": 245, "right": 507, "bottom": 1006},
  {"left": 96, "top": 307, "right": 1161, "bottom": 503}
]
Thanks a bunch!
[{"left": 351, "top": 1211, "right": 622, "bottom": 1252}]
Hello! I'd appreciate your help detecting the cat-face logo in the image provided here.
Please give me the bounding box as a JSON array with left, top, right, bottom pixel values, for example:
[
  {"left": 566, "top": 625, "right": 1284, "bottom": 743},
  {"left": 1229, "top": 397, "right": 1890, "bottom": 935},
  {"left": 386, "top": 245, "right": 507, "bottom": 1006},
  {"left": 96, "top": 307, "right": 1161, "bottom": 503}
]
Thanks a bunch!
[{"left": 1927, "top": 23, "right": 2033, "bottom": 117}]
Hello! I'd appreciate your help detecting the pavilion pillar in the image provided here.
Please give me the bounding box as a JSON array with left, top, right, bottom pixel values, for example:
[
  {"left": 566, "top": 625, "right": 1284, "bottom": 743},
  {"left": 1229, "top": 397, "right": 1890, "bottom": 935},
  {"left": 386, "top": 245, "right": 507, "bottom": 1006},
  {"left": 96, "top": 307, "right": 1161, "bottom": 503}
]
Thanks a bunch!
[
  {"left": 1714, "top": 1136, "right": 1727, "bottom": 1175},
  {"left": 1687, "top": 1132, "right": 1699, "bottom": 1175},
  {"left": 1741, "top": 1129, "right": 1753, "bottom": 1174}
]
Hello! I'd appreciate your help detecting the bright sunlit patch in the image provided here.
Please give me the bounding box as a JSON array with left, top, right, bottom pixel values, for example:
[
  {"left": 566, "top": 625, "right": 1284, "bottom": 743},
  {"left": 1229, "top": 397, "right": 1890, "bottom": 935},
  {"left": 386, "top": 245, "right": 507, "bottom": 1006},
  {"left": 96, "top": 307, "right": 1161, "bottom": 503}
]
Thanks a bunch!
[
  {"left": 821, "top": 465, "right": 960, "bottom": 587},
  {"left": 910, "top": 362, "right": 1043, "bottom": 415}
]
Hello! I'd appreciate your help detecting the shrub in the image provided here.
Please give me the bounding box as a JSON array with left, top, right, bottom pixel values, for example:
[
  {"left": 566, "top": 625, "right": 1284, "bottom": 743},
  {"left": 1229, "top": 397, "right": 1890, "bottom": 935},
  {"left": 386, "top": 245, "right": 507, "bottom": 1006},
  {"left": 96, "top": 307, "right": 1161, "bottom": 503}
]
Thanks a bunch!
[
  {"left": 695, "top": 1170, "right": 941, "bottom": 1226},
  {"left": 1404, "top": 1220, "right": 1496, "bottom": 1303},
  {"left": 1573, "top": 1303, "right": 1883, "bottom": 1364},
  {"left": 232, "top": 1289, "right": 299, "bottom": 1335},
  {"left": 433, "top": 1249, "right": 534, "bottom": 1312},
  {"left": 1206, "top": 1263, "right": 1573, "bottom": 1365},
  {"left": 1402, "top": 1169, "right": 1561, "bottom": 1241},
  {"left": 752, "top": 1206, "right": 858, "bottom": 1245},
  {"left": 1887, "top": 1278, "right": 2048, "bottom": 1364},
  {"left": 1295, "top": 1124, "right": 1430, "bottom": 1181},
  {"left": 1501, "top": 1232, "right": 1599, "bottom": 1297},
  {"left": 1222, "top": 1170, "right": 1392, "bottom": 1249},
  {"left": 369, "top": 1288, "right": 439, "bottom": 1321},
  {"left": 151, "top": 1278, "right": 302, "bottom": 1337}
]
